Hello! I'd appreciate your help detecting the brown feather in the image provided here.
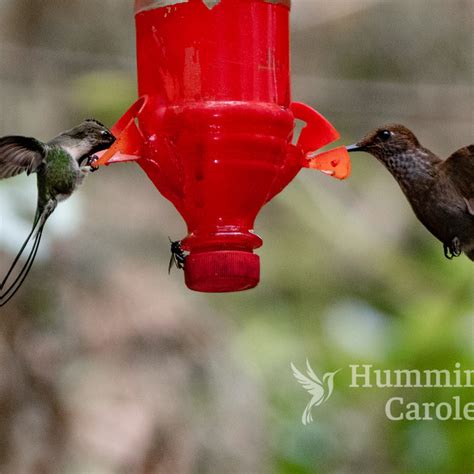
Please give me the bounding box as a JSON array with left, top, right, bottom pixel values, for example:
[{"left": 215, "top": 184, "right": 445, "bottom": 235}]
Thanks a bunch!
[{"left": 440, "top": 144, "right": 474, "bottom": 215}]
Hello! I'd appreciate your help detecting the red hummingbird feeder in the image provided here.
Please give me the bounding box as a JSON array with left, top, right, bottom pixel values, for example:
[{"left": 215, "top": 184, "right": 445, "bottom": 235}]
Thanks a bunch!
[{"left": 95, "top": 0, "right": 351, "bottom": 293}]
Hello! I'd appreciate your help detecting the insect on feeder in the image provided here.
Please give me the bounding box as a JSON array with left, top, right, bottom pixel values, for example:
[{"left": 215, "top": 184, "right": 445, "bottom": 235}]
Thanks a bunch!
[{"left": 94, "top": 0, "right": 351, "bottom": 293}]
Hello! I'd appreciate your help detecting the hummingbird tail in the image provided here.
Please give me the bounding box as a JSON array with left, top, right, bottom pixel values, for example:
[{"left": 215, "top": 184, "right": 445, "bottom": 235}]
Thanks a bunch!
[
  {"left": 0, "top": 203, "right": 54, "bottom": 307},
  {"left": 302, "top": 403, "right": 313, "bottom": 425},
  {"left": 0, "top": 211, "right": 41, "bottom": 291},
  {"left": 0, "top": 224, "right": 45, "bottom": 307}
]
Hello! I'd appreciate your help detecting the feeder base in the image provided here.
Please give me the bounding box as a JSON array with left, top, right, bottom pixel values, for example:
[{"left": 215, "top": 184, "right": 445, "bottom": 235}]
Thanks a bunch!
[{"left": 185, "top": 251, "right": 260, "bottom": 293}]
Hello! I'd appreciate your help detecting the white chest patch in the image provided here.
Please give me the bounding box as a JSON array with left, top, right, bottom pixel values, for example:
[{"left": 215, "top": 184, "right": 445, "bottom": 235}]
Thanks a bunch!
[{"left": 62, "top": 141, "right": 91, "bottom": 162}]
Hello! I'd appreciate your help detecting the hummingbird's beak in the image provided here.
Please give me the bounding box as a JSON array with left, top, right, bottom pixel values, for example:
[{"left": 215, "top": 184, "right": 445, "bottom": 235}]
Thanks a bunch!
[{"left": 346, "top": 144, "right": 364, "bottom": 153}]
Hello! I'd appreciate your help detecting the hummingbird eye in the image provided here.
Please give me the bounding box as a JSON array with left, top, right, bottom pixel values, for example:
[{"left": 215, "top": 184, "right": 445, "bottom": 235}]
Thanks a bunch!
[
  {"left": 378, "top": 130, "right": 392, "bottom": 141},
  {"left": 100, "top": 130, "right": 110, "bottom": 137}
]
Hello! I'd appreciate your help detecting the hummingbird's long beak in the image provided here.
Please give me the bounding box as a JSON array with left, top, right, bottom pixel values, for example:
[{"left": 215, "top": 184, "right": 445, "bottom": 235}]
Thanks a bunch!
[{"left": 346, "top": 144, "right": 364, "bottom": 153}]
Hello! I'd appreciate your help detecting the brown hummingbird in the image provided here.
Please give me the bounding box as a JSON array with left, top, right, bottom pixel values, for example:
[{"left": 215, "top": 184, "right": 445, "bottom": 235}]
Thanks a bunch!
[{"left": 346, "top": 125, "right": 474, "bottom": 261}]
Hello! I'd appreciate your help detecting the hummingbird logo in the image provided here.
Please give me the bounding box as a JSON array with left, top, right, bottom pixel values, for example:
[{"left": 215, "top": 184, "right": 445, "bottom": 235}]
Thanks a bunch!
[{"left": 291, "top": 360, "right": 340, "bottom": 425}]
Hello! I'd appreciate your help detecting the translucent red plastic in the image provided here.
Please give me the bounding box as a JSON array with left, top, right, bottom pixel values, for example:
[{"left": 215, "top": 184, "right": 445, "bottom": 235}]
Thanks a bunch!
[{"left": 97, "top": 0, "right": 350, "bottom": 292}]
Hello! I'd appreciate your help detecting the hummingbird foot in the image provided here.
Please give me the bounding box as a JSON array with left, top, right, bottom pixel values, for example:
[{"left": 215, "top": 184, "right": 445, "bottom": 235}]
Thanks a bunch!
[
  {"left": 451, "top": 237, "right": 462, "bottom": 257},
  {"left": 444, "top": 238, "right": 462, "bottom": 260}
]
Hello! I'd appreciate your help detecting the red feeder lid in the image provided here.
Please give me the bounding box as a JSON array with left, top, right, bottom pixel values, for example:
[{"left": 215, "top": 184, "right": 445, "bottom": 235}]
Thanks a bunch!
[{"left": 185, "top": 251, "right": 260, "bottom": 293}]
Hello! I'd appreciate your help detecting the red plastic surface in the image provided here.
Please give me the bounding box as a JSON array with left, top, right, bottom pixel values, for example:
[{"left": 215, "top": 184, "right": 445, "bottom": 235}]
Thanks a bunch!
[
  {"left": 136, "top": 0, "right": 291, "bottom": 292},
  {"left": 93, "top": 96, "right": 148, "bottom": 166},
  {"left": 97, "top": 0, "right": 350, "bottom": 292},
  {"left": 185, "top": 251, "right": 260, "bottom": 293},
  {"left": 290, "top": 102, "right": 340, "bottom": 153},
  {"left": 306, "top": 146, "right": 352, "bottom": 180}
]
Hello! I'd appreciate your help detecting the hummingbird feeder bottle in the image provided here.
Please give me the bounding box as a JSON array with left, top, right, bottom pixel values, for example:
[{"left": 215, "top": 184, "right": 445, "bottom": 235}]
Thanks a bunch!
[{"left": 96, "top": 0, "right": 351, "bottom": 293}]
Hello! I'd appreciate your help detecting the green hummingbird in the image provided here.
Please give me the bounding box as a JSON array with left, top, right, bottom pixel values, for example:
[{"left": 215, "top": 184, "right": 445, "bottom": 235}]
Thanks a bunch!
[{"left": 0, "top": 119, "right": 115, "bottom": 306}]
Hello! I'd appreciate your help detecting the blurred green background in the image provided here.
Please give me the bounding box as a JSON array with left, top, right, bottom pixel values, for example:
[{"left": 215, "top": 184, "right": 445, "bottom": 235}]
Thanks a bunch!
[{"left": 0, "top": 1, "right": 472, "bottom": 473}]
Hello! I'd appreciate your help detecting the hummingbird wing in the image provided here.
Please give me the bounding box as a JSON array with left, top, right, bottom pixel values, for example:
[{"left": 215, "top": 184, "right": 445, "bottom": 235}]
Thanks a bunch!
[
  {"left": 441, "top": 145, "right": 474, "bottom": 215},
  {"left": 305, "top": 359, "right": 323, "bottom": 386},
  {"left": 0, "top": 136, "right": 46, "bottom": 179},
  {"left": 322, "top": 369, "right": 341, "bottom": 402},
  {"left": 291, "top": 363, "right": 324, "bottom": 397}
]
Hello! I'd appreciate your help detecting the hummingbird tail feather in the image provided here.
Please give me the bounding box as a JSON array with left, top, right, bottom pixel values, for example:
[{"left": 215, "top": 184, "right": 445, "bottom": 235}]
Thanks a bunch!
[
  {"left": 0, "top": 205, "right": 53, "bottom": 306},
  {"left": 0, "top": 211, "right": 41, "bottom": 291},
  {"left": 0, "top": 225, "right": 45, "bottom": 306},
  {"left": 302, "top": 403, "right": 313, "bottom": 425}
]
